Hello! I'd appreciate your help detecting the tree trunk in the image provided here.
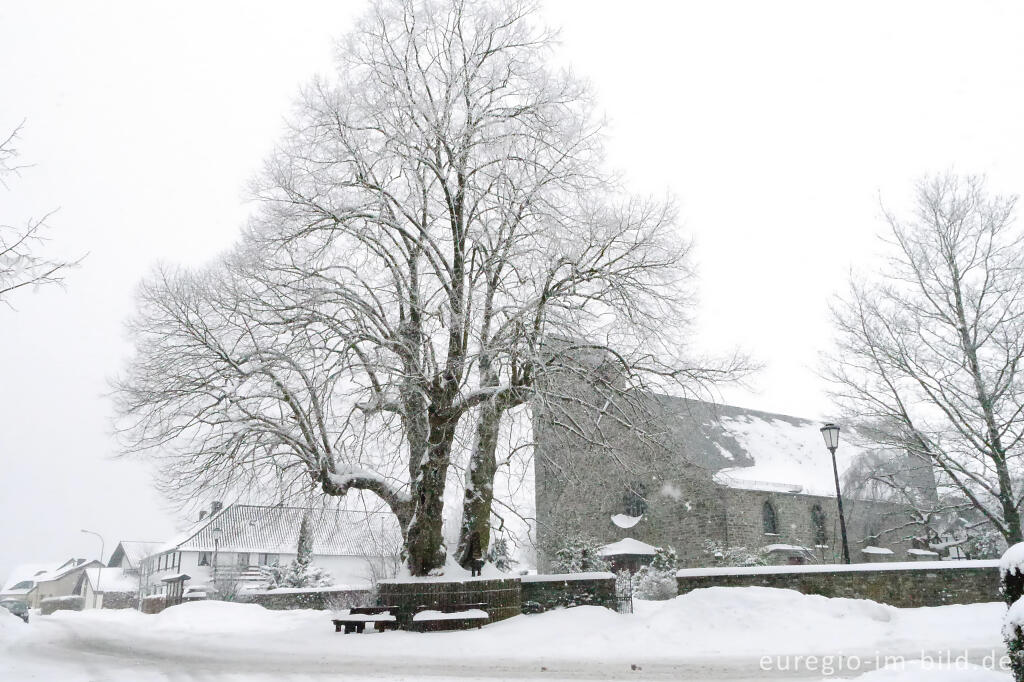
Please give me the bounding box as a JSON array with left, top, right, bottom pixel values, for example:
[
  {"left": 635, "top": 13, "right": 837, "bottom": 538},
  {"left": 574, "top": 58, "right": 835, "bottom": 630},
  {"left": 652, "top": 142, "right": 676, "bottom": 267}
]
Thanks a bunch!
[
  {"left": 455, "top": 399, "right": 503, "bottom": 569},
  {"left": 404, "top": 409, "right": 457, "bottom": 575}
]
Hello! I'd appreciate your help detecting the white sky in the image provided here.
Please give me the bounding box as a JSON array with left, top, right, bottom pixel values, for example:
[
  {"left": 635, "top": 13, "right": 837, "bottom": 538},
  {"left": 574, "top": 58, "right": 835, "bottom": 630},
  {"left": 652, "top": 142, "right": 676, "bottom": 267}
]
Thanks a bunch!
[{"left": 2, "top": 0, "right": 1023, "bottom": 583}]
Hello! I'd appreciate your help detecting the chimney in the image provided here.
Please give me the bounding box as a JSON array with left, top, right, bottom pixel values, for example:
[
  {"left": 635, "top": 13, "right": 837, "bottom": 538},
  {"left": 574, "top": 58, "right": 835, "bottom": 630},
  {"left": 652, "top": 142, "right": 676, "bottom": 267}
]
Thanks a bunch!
[
  {"left": 198, "top": 510, "right": 208, "bottom": 521},
  {"left": 211, "top": 501, "right": 223, "bottom": 515}
]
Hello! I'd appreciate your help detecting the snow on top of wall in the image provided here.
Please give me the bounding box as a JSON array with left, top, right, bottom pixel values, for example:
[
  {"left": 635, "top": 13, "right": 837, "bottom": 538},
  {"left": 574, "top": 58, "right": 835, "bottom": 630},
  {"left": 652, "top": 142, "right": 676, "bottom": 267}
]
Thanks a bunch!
[
  {"left": 764, "top": 544, "right": 810, "bottom": 553},
  {"left": 677, "top": 559, "right": 999, "bottom": 578},
  {"left": 863, "top": 546, "right": 895, "bottom": 555},
  {"left": 907, "top": 549, "right": 939, "bottom": 556},
  {"left": 711, "top": 414, "right": 867, "bottom": 496},
  {"left": 610, "top": 514, "right": 643, "bottom": 529},
  {"left": 598, "top": 537, "right": 658, "bottom": 556},
  {"left": 519, "top": 572, "right": 616, "bottom": 583}
]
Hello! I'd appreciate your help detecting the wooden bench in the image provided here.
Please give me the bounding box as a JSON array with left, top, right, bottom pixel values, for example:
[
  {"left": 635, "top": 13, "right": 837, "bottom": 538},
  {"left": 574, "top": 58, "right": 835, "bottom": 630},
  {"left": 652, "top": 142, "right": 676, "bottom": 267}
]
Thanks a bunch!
[
  {"left": 332, "top": 606, "right": 398, "bottom": 634},
  {"left": 409, "top": 602, "right": 490, "bottom": 632}
]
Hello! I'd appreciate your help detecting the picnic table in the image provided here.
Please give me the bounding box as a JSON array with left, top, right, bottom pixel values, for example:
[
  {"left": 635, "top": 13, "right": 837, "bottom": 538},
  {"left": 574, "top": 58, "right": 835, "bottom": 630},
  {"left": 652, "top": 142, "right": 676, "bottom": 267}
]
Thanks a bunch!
[{"left": 331, "top": 605, "right": 398, "bottom": 634}]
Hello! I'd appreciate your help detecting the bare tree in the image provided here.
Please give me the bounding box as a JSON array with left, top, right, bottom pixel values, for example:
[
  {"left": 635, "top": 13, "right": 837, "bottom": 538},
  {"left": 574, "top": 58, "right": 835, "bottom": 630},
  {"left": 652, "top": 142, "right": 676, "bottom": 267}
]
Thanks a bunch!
[
  {"left": 0, "top": 123, "right": 77, "bottom": 305},
  {"left": 117, "top": 0, "right": 746, "bottom": 575},
  {"left": 827, "top": 173, "right": 1024, "bottom": 546}
]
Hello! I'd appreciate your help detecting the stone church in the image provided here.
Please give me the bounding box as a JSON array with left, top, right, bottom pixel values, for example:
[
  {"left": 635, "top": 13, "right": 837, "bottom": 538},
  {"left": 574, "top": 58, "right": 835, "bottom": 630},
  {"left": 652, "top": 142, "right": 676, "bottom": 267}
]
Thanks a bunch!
[{"left": 534, "top": 393, "right": 936, "bottom": 569}]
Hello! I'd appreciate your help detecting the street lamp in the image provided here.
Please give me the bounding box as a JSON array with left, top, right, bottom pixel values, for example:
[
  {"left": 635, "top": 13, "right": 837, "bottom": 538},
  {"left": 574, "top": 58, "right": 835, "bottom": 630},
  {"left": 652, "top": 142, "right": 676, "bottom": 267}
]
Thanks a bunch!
[
  {"left": 819, "top": 423, "right": 851, "bottom": 564},
  {"left": 211, "top": 526, "right": 223, "bottom": 587},
  {"left": 81, "top": 529, "right": 105, "bottom": 608}
]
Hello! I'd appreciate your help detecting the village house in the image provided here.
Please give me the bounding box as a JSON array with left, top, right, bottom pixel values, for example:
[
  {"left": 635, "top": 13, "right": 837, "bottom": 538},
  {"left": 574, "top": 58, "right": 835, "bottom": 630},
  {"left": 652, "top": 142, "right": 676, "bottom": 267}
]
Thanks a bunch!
[
  {"left": 535, "top": 394, "right": 935, "bottom": 570},
  {"left": 139, "top": 502, "right": 402, "bottom": 599},
  {"left": 0, "top": 558, "right": 104, "bottom": 608}
]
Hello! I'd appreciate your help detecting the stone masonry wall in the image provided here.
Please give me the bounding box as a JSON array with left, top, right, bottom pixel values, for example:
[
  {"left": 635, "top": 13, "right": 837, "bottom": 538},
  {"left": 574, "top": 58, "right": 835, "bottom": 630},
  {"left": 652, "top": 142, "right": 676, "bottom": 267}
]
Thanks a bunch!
[
  {"left": 520, "top": 573, "right": 618, "bottom": 614},
  {"left": 240, "top": 588, "right": 371, "bottom": 611},
  {"left": 377, "top": 578, "right": 522, "bottom": 627},
  {"left": 675, "top": 560, "right": 1000, "bottom": 608}
]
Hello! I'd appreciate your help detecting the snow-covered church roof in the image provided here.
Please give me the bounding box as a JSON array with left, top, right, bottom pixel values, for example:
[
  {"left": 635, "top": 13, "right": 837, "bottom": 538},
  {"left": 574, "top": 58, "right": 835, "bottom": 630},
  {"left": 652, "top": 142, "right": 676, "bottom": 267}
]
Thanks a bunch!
[{"left": 647, "top": 396, "right": 885, "bottom": 497}]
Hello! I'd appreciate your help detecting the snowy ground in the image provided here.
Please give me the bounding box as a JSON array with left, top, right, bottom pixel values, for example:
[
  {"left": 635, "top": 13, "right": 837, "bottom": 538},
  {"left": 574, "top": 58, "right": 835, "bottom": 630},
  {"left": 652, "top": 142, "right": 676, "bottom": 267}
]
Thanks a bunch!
[{"left": 0, "top": 587, "right": 1012, "bottom": 681}]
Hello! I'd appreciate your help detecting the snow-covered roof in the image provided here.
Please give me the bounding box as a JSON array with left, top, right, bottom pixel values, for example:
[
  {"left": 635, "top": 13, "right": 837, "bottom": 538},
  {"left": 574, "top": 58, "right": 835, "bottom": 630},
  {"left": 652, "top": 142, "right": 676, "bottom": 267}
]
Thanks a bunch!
[
  {"left": 84, "top": 567, "right": 139, "bottom": 593},
  {"left": 647, "top": 396, "right": 885, "bottom": 497},
  {"left": 764, "top": 544, "right": 810, "bottom": 553},
  {"left": 9, "top": 559, "right": 102, "bottom": 587},
  {"left": 862, "top": 546, "right": 895, "bottom": 555},
  {"left": 598, "top": 537, "right": 658, "bottom": 557},
  {"left": 152, "top": 504, "right": 402, "bottom": 558},
  {"left": 108, "top": 541, "right": 161, "bottom": 569},
  {"left": 2, "top": 562, "right": 61, "bottom": 593}
]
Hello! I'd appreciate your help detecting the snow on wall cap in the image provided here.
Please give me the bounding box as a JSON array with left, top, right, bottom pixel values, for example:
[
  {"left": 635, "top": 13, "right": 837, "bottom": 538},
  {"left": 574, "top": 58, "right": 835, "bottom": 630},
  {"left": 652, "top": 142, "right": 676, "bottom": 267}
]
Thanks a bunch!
[
  {"left": 677, "top": 559, "right": 999, "bottom": 578},
  {"left": 597, "top": 537, "right": 658, "bottom": 556},
  {"left": 862, "top": 546, "right": 894, "bottom": 555},
  {"left": 1000, "top": 542, "right": 1024, "bottom": 576},
  {"left": 610, "top": 514, "right": 643, "bottom": 529},
  {"left": 764, "top": 544, "right": 810, "bottom": 553},
  {"left": 520, "top": 572, "right": 616, "bottom": 583},
  {"left": 906, "top": 548, "right": 939, "bottom": 556}
]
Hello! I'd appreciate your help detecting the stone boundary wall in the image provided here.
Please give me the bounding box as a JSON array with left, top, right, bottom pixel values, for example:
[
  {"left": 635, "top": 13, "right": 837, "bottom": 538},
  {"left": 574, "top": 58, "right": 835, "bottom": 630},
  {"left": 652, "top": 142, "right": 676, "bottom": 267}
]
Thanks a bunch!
[
  {"left": 100, "top": 591, "right": 138, "bottom": 610},
  {"left": 40, "top": 596, "right": 84, "bottom": 615},
  {"left": 141, "top": 595, "right": 166, "bottom": 614},
  {"left": 520, "top": 573, "right": 618, "bottom": 614},
  {"left": 240, "top": 587, "right": 372, "bottom": 611},
  {"left": 377, "top": 577, "right": 521, "bottom": 626},
  {"left": 676, "top": 560, "right": 1000, "bottom": 608}
]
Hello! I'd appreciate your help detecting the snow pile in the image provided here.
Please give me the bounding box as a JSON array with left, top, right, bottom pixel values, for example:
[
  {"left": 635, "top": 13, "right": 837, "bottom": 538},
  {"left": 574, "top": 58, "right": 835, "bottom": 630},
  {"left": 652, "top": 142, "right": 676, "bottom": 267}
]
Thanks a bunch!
[
  {"left": 0, "top": 607, "right": 28, "bottom": 644},
  {"left": 150, "top": 601, "right": 323, "bottom": 635},
  {"left": 850, "top": 660, "right": 1009, "bottom": 681}
]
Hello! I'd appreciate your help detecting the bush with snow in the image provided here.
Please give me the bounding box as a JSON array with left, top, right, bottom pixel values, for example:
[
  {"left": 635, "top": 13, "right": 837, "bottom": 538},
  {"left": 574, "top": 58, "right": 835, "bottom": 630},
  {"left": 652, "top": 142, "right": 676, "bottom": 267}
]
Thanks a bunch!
[
  {"left": 632, "top": 546, "right": 678, "bottom": 601},
  {"left": 1003, "top": 542, "right": 1024, "bottom": 681},
  {"left": 551, "top": 533, "right": 610, "bottom": 573},
  {"left": 702, "top": 539, "right": 769, "bottom": 567}
]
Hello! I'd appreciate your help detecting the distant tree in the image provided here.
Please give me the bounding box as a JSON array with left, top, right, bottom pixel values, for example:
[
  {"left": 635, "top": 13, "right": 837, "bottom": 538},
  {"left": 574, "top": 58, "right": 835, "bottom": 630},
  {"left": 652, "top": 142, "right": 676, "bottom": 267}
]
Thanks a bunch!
[
  {"left": 0, "top": 123, "right": 78, "bottom": 306},
  {"left": 828, "top": 174, "right": 1024, "bottom": 545},
  {"left": 260, "top": 513, "right": 333, "bottom": 589}
]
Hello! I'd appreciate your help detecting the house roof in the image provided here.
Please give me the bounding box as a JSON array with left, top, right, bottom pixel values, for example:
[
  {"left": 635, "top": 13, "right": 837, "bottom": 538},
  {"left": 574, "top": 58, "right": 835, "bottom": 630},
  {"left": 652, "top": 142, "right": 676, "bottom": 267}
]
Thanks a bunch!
[
  {"left": 649, "top": 396, "right": 877, "bottom": 497},
  {"left": 2, "top": 562, "right": 59, "bottom": 593},
  {"left": 153, "top": 504, "right": 402, "bottom": 557},
  {"left": 7, "top": 559, "right": 103, "bottom": 588},
  {"left": 84, "top": 567, "right": 139, "bottom": 593},
  {"left": 108, "top": 541, "right": 161, "bottom": 569}
]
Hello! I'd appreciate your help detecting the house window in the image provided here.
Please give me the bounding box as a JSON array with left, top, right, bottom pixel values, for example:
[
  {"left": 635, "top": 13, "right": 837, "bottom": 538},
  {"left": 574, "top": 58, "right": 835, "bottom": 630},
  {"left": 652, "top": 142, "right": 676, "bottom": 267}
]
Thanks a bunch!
[
  {"left": 622, "top": 482, "right": 648, "bottom": 517},
  {"left": 198, "top": 552, "right": 211, "bottom": 567},
  {"left": 258, "top": 553, "right": 279, "bottom": 566},
  {"left": 762, "top": 501, "right": 778, "bottom": 535},
  {"left": 237, "top": 552, "right": 251, "bottom": 568},
  {"left": 811, "top": 505, "right": 828, "bottom": 545}
]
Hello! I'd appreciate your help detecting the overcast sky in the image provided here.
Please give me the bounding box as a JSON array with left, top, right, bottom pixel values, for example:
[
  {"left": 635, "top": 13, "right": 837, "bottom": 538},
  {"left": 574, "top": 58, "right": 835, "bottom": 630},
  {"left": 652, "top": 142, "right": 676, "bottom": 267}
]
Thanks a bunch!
[{"left": 2, "top": 0, "right": 1023, "bottom": 583}]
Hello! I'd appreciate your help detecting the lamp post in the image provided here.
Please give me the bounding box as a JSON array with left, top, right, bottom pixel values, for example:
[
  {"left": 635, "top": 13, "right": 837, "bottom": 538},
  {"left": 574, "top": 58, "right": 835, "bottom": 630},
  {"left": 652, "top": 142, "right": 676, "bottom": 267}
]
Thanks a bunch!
[
  {"left": 819, "top": 423, "right": 851, "bottom": 564},
  {"left": 81, "top": 529, "right": 105, "bottom": 608},
  {"left": 212, "top": 526, "right": 223, "bottom": 589}
]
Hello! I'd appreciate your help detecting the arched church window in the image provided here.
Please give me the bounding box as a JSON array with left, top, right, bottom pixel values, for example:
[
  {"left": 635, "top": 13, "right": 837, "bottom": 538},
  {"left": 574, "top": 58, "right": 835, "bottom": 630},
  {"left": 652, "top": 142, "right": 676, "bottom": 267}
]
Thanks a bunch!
[
  {"left": 762, "top": 501, "right": 778, "bottom": 535},
  {"left": 623, "top": 482, "right": 648, "bottom": 517},
  {"left": 811, "top": 505, "right": 828, "bottom": 545}
]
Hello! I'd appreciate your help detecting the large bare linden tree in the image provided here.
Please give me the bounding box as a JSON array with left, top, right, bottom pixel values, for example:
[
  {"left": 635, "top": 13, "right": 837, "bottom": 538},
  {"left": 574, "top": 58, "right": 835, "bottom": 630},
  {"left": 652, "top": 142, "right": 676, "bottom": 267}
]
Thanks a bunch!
[{"left": 116, "top": 0, "right": 743, "bottom": 575}]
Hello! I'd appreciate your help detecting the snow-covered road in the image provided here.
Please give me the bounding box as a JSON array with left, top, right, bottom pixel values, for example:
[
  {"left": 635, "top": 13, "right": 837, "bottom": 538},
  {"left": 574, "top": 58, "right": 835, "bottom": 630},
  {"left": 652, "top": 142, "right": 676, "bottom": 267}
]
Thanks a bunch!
[{"left": 0, "top": 587, "right": 1012, "bottom": 681}]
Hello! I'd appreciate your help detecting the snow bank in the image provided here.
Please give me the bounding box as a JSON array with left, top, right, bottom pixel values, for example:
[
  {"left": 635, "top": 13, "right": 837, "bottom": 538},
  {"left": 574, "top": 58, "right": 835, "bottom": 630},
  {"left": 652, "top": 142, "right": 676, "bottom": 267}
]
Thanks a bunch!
[
  {"left": 0, "top": 608, "right": 28, "bottom": 645},
  {"left": 677, "top": 559, "right": 999, "bottom": 578},
  {"left": 150, "top": 600, "right": 323, "bottom": 635},
  {"left": 848, "top": 660, "right": 1009, "bottom": 681}
]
